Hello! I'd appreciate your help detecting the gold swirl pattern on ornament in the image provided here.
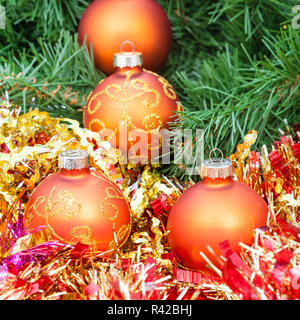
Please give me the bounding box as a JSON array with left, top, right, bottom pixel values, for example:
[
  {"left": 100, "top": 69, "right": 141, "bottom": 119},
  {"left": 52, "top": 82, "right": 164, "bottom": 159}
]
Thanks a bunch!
[
  {"left": 46, "top": 187, "right": 82, "bottom": 219},
  {"left": 28, "top": 187, "right": 85, "bottom": 245},
  {"left": 46, "top": 188, "right": 82, "bottom": 244},
  {"left": 24, "top": 211, "right": 33, "bottom": 225},
  {"left": 121, "top": 104, "right": 135, "bottom": 126},
  {"left": 90, "top": 171, "right": 129, "bottom": 202},
  {"left": 26, "top": 196, "right": 46, "bottom": 223},
  {"left": 87, "top": 70, "right": 161, "bottom": 115},
  {"left": 158, "top": 77, "right": 177, "bottom": 100},
  {"left": 143, "top": 68, "right": 177, "bottom": 100},
  {"left": 89, "top": 119, "right": 106, "bottom": 131},
  {"left": 70, "top": 225, "right": 96, "bottom": 247},
  {"left": 142, "top": 113, "right": 163, "bottom": 130},
  {"left": 44, "top": 219, "right": 67, "bottom": 244},
  {"left": 86, "top": 84, "right": 117, "bottom": 115},
  {"left": 90, "top": 171, "right": 132, "bottom": 222},
  {"left": 130, "top": 79, "right": 161, "bottom": 109},
  {"left": 100, "top": 187, "right": 125, "bottom": 221},
  {"left": 87, "top": 93, "right": 103, "bottom": 115},
  {"left": 118, "top": 117, "right": 137, "bottom": 130}
]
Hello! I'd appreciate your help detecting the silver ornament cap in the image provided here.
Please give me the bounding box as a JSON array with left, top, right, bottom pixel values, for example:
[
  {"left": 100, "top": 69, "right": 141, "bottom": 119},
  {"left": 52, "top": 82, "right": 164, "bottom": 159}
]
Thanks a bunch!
[
  {"left": 113, "top": 40, "right": 143, "bottom": 68},
  {"left": 58, "top": 149, "right": 90, "bottom": 170},
  {"left": 201, "top": 148, "right": 234, "bottom": 179}
]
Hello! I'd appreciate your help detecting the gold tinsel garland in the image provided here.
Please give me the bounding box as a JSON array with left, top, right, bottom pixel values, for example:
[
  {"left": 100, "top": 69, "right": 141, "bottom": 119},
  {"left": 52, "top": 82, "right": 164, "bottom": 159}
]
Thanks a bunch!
[{"left": 0, "top": 99, "right": 299, "bottom": 300}]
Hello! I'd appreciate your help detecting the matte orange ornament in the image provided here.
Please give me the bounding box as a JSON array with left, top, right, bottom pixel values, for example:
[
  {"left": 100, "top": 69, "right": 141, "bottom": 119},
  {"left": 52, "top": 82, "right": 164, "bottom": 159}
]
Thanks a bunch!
[
  {"left": 78, "top": 0, "right": 172, "bottom": 75},
  {"left": 24, "top": 150, "right": 131, "bottom": 254},
  {"left": 167, "top": 150, "right": 269, "bottom": 274},
  {"left": 83, "top": 44, "right": 181, "bottom": 162}
]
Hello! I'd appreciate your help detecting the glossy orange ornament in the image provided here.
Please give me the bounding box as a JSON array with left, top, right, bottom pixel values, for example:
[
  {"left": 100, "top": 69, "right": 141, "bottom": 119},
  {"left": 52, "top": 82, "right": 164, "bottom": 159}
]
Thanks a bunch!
[
  {"left": 24, "top": 150, "right": 131, "bottom": 254},
  {"left": 78, "top": 0, "right": 172, "bottom": 74},
  {"left": 83, "top": 49, "right": 181, "bottom": 162},
  {"left": 167, "top": 155, "right": 269, "bottom": 274}
]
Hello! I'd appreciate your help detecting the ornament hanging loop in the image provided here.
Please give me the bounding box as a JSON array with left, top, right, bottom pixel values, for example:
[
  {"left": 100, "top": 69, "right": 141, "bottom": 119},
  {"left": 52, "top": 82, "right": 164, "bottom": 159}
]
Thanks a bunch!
[
  {"left": 120, "top": 40, "right": 135, "bottom": 53},
  {"left": 113, "top": 41, "right": 143, "bottom": 68},
  {"left": 209, "top": 148, "right": 224, "bottom": 163},
  {"left": 201, "top": 148, "right": 233, "bottom": 179}
]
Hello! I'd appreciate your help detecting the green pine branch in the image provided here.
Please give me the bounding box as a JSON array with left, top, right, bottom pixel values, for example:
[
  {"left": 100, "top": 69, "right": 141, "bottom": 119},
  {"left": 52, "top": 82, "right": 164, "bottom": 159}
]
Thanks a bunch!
[
  {"left": 164, "top": 26, "right": 300, "bottom": 179},
  {"left": 0, "top": 31, "right": 104, "bottom": 122}
]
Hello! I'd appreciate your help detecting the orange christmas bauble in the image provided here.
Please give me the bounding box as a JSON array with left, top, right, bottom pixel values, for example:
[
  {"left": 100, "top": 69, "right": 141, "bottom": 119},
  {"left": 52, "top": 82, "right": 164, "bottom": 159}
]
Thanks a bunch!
[
  {"left": 24, "top": 150, "right": 131, "bottom": 254},
  {"left": 83, "top": 48, "right": 181, "bottom": 162},
  {"left": 167, "top": 157, "right": 269, "bottom": 274},
  {"left": 78, "top": 0, "right": 172, "bottom": 74}
]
